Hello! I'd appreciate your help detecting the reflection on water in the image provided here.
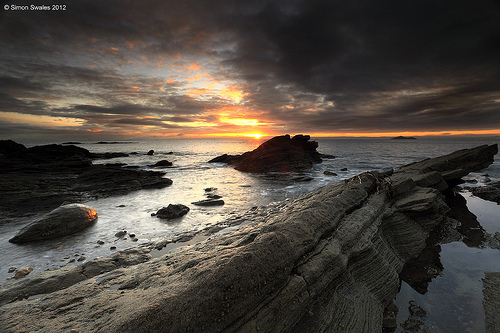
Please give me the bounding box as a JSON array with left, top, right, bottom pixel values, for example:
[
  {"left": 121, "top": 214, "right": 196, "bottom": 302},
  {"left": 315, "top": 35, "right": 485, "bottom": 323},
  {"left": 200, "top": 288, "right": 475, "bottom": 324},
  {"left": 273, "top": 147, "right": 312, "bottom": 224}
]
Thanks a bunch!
[{"left": 395, "top": 191, "right": 500, "bottom": 333}]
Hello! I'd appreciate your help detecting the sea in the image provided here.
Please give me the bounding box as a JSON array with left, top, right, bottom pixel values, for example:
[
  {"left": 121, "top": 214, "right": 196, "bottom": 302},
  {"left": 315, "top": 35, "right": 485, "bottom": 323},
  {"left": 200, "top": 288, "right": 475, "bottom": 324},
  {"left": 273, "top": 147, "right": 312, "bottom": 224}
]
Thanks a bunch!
[{"left": 1, "top": 136, "right": 500, "bottom": 332}]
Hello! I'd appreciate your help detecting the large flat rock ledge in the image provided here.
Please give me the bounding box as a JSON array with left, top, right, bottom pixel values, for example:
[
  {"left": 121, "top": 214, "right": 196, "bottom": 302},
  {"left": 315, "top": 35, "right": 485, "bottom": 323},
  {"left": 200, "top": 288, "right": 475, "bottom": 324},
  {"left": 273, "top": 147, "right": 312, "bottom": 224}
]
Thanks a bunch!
[{"left": 0, "top": 144, "right": 497, "bottom": 332}]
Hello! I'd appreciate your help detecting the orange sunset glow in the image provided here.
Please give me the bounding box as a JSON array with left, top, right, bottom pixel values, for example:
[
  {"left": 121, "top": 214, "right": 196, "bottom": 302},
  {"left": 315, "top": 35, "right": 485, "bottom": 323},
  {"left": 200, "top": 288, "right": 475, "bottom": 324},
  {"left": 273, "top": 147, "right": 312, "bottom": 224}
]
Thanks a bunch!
[{"left": 0, "top": 1, "right": 498, "bottom": 141}]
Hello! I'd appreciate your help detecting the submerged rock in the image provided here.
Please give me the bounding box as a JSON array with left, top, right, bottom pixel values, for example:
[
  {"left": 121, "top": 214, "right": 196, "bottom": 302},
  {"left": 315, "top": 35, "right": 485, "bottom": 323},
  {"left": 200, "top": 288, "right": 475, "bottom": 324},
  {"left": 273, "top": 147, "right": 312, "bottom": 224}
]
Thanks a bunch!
[
  {"left": 151, "top": 160, "right": 173, "bottom": 167},
  {"left": 9, "top": 204, "right": 98, "bottom": 243},
  {"left": 192, "top": 199, "right": 225, "bottom": 206},
  {"left": 209, "top": 134, "right": 324, "bottom": 173}
]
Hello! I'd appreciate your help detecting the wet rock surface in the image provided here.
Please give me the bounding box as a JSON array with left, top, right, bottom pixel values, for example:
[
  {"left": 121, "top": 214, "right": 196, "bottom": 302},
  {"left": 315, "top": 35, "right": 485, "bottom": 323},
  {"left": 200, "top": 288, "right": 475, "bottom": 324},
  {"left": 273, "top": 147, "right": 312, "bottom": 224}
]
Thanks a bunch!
[
  {"left": 483, "top": 272, "right": 500, "bottom": 333},
  {"left": 209, "top": 134, "right": 327, "bottom": 173},
  {"left": 0, "top": 144, "right": 497, "bottom": 332},
  {"left": 0, "top": 140, "right": 173, "bottom": 223},
  {"left": 9, "top": 204, "right": 98, "bottom": 244},
  {"left": 153, "top": 204, "right": 190, "bottom": 219},
  {"left": 467, "top": 181, "right": 500, "bottom": 204}
]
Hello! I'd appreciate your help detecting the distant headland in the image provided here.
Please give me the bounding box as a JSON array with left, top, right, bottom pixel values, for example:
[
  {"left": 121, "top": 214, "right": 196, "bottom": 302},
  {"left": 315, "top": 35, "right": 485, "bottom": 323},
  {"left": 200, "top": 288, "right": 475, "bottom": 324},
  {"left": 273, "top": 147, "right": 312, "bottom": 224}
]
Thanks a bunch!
[{"left": 391, "top": 136, "right": 417, "bottom": 140}]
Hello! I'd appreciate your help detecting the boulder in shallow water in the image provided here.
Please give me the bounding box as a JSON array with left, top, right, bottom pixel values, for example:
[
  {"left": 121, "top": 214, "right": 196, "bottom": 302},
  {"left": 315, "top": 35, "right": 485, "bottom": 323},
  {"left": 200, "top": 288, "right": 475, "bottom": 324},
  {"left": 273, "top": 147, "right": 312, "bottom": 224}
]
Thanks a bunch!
[
  {"left": 154, "top": 204, "right": 190, "bottom": 219},
  {"left": 208, "top": 134, "right": 324, "bottom": 173},
  {"left": 9, "top": 204, "right": 98, "bottom": 243}
]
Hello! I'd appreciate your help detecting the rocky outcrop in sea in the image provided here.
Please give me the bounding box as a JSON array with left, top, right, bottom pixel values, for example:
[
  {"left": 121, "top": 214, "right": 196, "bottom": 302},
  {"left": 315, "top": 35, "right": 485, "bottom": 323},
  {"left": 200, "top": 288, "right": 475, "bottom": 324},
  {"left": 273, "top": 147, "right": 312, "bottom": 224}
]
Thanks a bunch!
[
  {"left": 0, "top": 140, "right": 173, "bottom": 223},
  {"left": 209, "top": 134, "right": 330, "bottom": 173},
  {"left": 0, "top": 143, "right": 497, "bottom": 332}
]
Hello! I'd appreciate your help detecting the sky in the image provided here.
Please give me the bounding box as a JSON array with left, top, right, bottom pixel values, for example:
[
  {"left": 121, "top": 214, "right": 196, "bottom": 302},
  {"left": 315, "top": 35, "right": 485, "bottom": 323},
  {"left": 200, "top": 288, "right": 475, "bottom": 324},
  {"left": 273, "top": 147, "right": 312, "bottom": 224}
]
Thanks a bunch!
[{"left": 1, "top": 0, "right": 499, "bottom": 140}]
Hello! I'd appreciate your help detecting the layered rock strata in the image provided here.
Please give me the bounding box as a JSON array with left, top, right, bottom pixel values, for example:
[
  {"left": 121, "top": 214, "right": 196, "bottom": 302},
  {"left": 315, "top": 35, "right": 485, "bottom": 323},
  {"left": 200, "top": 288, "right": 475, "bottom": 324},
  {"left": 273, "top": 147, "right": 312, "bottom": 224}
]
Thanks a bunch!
[{"left": 0, "top": 144, "right": 497, "bottom": 332}]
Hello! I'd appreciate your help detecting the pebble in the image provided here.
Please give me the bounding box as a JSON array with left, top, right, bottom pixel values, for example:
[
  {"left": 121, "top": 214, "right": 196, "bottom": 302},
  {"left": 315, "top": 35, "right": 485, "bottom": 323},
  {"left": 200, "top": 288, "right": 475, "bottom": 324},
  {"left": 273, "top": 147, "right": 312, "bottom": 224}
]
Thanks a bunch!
[
  {"left": 77, "top": 256, "right": 87, "bottom": 262},
  {"left": 8, "top": 267, "right": 17, "bottom": 273},
  {"left": 97, "top": 240, "right": 105, "bottom": 245},
  {"left": 110, "top": 246, "right": 117, "bottom": 250},
  {"left": 131, "top": 237, "right": 138, "bottom": 242},
  {"left": 129, "top": 233, "right": 136, "bottom": 238}
]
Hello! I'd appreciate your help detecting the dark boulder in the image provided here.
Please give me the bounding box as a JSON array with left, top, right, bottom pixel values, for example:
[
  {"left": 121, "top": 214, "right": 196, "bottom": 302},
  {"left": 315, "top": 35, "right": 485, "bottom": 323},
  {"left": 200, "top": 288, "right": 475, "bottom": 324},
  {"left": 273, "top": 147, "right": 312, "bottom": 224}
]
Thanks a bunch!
[
  {"left": 147, "top": 150, "right": 154, "bottom": 156},
  {"left": 0, "top": 140, "right": 27, "bottom": 155},
  {"left": 154, "top": 204, "right": 190, "bottom": 219},
  {"left": 209, "top": 134, "right": 324, "bottom": 173},
  {"left": 9, "top": 203, "right": 98, "bottom": 243}
]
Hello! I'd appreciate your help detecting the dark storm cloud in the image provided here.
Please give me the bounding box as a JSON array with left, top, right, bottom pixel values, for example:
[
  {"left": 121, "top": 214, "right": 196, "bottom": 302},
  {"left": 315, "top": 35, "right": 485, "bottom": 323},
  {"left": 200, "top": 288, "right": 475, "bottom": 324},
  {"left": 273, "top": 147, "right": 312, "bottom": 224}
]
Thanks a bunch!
[{"left": 1, "top": 0, "right": 499, "bottom": 135}]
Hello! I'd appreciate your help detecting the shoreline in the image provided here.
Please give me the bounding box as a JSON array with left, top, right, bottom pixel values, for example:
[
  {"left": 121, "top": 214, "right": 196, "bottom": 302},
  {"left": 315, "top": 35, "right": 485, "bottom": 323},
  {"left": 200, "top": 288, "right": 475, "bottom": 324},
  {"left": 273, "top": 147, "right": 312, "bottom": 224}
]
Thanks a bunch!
[{"left": 0, "top": 144, "right": 498, "bottom": 332}]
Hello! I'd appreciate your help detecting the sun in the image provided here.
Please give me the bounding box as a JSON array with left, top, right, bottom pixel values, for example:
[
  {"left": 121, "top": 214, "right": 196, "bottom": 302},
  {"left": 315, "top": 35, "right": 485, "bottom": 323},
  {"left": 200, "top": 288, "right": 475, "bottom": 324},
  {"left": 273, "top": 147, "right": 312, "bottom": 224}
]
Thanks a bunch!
[{"left": 244, "top": 133, "right": 264, "bottom": 139}]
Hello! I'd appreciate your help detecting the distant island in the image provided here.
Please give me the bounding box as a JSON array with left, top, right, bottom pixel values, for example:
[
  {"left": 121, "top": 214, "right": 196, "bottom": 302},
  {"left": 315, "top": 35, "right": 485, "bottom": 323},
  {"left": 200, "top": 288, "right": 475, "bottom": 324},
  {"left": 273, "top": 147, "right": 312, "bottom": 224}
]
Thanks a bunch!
[
  {"left": 95, "top": 141, "right": 135, "bottom": 144},
  {"left": 391, "top": 136, "right": 417, "bottom": 140}
]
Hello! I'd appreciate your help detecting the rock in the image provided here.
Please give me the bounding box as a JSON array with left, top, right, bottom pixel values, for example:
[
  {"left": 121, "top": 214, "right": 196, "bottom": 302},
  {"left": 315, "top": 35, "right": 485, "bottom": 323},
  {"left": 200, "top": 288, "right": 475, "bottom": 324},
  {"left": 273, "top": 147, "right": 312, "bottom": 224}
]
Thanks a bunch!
[
  {"left": 0, "top": 140, "right": 27, "bottom": 155},
  {"left": 72, "top": 165, "right": 173, "bottom": 195},
  {"left": 204, "top": 187, "right": 217, "bottom": 192},
  {"left": 9, "top": 204, "right": 98, "bottom": 243},
  {"left": 323, "top": 170, "right": 337, "bottom": 176},
  {"left": 191, "top": 199, "right": 225, "bottom": 206},
  {"left": 0, "top": 144, "right": 497, "bottom": 333},
  {"left": 151, "top": 160, "right": 173, "bottom": 167},
  {"left": 291, "top": 176, "right": 313, "bottom": 182},
  {"left": 9, "top": 267, "right": 33, "bottom": 279},
  {"left": 209, "top": 134, "right": 325, "bottom": 173},
  {"left": 115, "top": 231, "right": 127, "bottom": 238},
  {"left": 483, "top": 272, "right": 500, "bottom": 332},
  {"left": 97, "top": 240, "right": 105, "bottom": 245},
  {"left": 0, "top": 247, "right": 152, "bottom": 306},
  {"left": 7, "top": 267, "right": 17, "bottom": 273},
  {"left": 147, "top": 150, "right": 154, "bottom": 155},
  {"left": 0, "top": 141, "right": 174, "bottom": 220},
  {"left": 391, "top": 136, "right": 417, "bottom": 140},
  {"left": 206, "top": 194, "right": 222, "bottom": 199},
  {"left": 155, "top": 204, "right": 190, "bottom": 219},
  {"left": 467, "top": 181, "right": 500, "bottom": 204},
  {"left": 340, "top": 167, "right": 348, "bottom": 171}
]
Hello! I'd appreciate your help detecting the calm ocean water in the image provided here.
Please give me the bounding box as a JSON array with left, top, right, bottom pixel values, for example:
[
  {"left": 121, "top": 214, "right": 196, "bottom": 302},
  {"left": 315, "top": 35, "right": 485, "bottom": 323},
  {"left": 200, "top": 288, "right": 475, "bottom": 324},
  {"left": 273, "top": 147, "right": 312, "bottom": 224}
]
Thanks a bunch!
[{"left": 1, "top": 136, "right": 500, "bottom": 330}]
